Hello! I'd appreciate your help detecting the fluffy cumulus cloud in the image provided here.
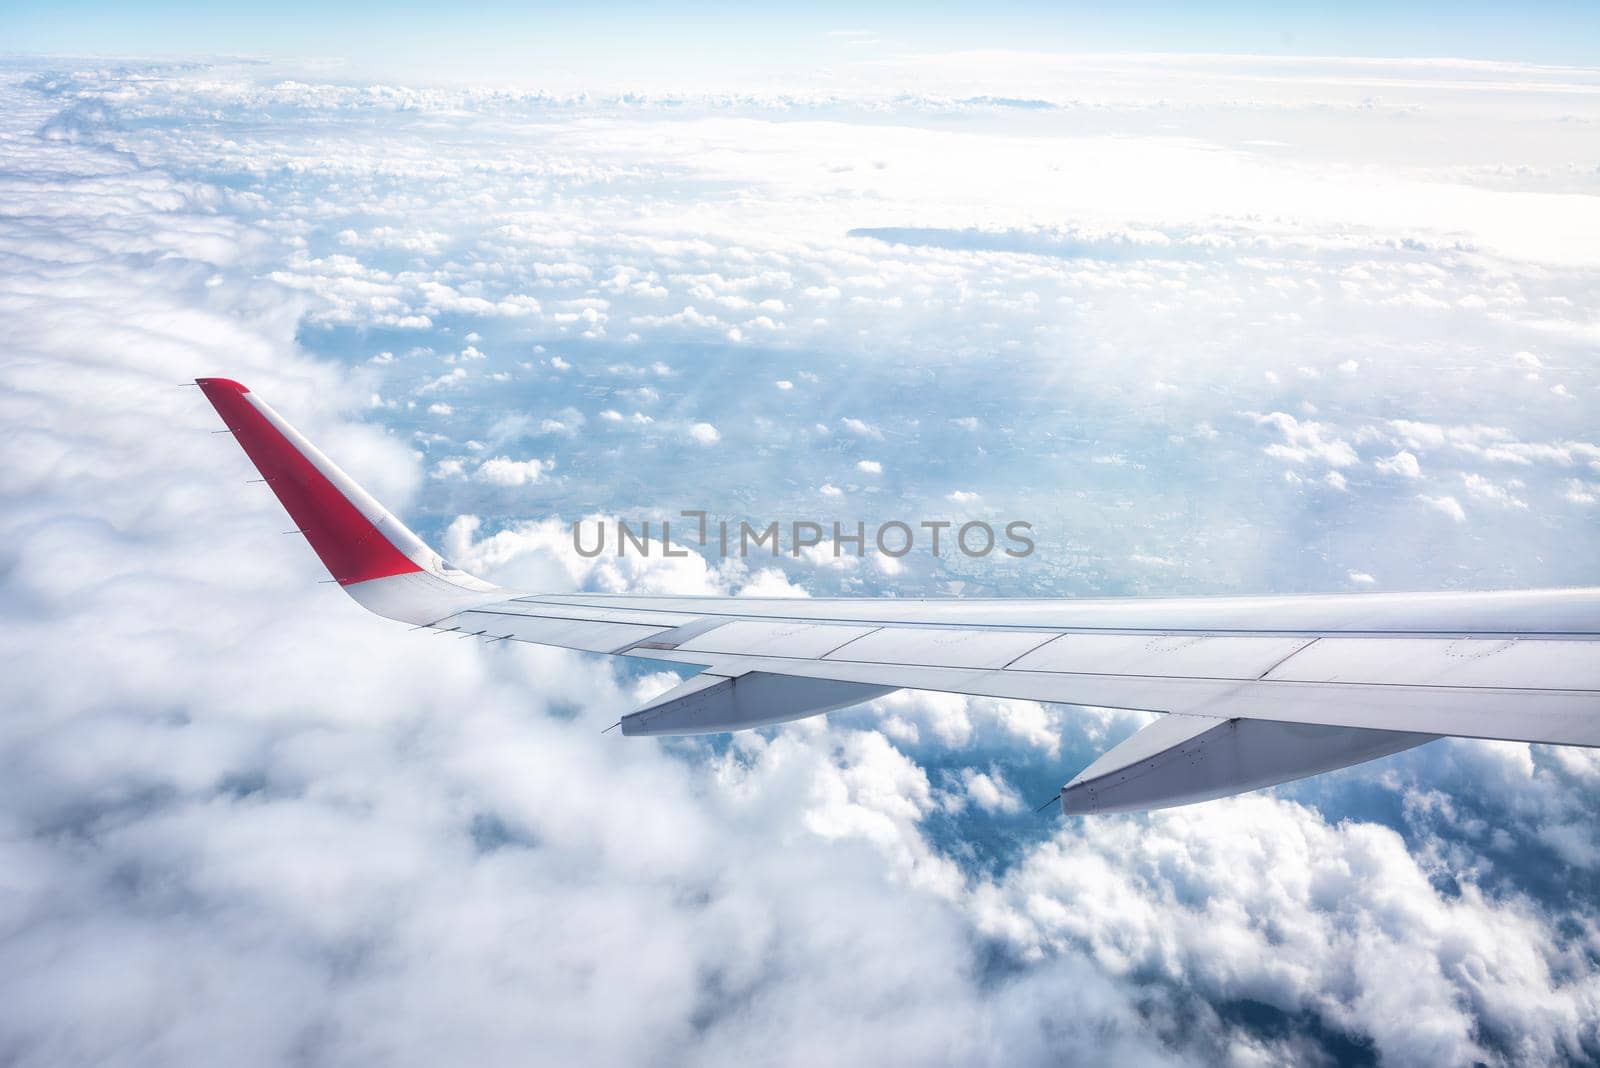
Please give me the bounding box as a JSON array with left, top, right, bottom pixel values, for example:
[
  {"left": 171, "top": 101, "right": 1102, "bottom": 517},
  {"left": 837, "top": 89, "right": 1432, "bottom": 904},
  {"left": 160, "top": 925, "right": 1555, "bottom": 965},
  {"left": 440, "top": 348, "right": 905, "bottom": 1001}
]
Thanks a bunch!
[
  {"left": 1, "top": 53, "right": 1599, "bottom": 1068},
  {"left": 1420, "top": 494, "right": 1469, "bottom": 523},
  {"left": 475, "top": 455, "right": 549, "bottom": 486}
]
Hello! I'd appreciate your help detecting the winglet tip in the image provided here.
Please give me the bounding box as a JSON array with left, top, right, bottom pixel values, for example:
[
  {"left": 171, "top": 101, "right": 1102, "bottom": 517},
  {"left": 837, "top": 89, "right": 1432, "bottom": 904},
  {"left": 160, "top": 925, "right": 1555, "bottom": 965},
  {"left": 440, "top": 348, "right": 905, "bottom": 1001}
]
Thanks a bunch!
[{"left": 195, "top": 377, "right": 250, "bottom": 395}]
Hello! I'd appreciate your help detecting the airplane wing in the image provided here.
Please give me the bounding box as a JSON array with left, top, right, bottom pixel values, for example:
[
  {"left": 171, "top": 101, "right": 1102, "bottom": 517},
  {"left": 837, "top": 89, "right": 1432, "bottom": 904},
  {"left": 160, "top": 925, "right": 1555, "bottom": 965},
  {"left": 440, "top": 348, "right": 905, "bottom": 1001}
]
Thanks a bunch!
[{"left": 197, "top": 378, "right": 1600, "bottom": 814}]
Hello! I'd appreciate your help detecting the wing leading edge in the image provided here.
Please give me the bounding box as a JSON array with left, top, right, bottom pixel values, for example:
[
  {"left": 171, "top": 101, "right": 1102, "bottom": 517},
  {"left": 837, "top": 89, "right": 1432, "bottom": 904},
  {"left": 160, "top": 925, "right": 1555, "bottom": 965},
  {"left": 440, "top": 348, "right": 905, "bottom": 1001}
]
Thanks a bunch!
[{"left": 199, "top": 380, "right": 1600, "bottom": 814}]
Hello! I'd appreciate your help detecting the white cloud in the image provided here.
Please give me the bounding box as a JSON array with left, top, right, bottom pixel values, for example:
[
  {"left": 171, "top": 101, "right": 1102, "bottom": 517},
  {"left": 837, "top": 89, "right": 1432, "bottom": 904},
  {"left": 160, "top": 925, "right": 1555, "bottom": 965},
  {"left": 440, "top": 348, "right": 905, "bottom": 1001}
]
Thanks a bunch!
[
  {"left": 419, "top": 368, "right": 468, "bottom": 393},
  {"left": 1419, "top": 494, "right": 1468, "bottom": 522},
  {"left": 1255, "top": 412, "right": 1359, "bottom": 468},
  {"left": 1462, "top": 472, "right": 1528, "bottom": 509},
  {"left": 734, "top": 566, "right": 809, "bottom": 598},
  {"left": 980, "top": 795, "right": 1600, "bottom": 1068},
  {"left": 856, "top": 460, "right": 882, "bottom": 474},
  {"left": 476, "top": 456, "right": 549, "bottom": 486},
  {"left": 800, "top": 544, "right": 860, "bottom": 572},
  {"left": 337, "top": 225, "right": 448, "bottom": 252},
  {"left": 1375, "top": 450, "right": 1422, "bottom": 478},
  {"left": 689, "top": 422, "right": 721, "bottom": 445},
  {"left": 961, "top": 768, "right": 1024, "bottom": 814},
  {"left": 538, "top": 409, "right": 586, "bottom": 435}
]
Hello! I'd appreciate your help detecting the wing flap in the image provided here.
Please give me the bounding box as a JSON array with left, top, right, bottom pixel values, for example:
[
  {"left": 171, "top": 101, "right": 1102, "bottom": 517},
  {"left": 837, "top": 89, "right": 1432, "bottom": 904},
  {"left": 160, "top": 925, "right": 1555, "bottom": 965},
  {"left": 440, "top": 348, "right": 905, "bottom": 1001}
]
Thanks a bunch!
[
  {"left": 620, "top": 671, "right": 895, "bottom": 736},
  {"left": 1058, "top": 714, "right": 1436, "bottom": 815}
]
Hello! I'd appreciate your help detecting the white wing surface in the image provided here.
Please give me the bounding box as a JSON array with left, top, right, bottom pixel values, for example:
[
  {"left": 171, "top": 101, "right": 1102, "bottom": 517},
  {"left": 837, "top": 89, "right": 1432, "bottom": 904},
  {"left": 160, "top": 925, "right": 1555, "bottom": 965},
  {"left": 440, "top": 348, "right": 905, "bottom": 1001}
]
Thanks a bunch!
[{"left": 199, "top": 379, "right": 1600, "bottom": 813}]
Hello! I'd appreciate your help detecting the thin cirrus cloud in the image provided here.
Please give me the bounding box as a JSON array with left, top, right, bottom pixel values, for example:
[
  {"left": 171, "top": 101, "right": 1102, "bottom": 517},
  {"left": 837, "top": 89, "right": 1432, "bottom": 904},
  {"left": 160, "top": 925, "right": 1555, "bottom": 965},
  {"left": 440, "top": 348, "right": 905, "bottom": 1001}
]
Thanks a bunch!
[{"left": 0, "top": 51, "right": 1597, "bottom": 1067}]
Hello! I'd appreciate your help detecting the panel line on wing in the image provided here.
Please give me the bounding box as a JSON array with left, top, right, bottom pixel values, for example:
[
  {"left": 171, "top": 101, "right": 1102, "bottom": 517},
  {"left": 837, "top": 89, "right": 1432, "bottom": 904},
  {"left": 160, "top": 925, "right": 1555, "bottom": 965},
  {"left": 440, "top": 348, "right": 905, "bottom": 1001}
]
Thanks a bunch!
[
  {"left": 1255, "top": 637, "right": 1319, "bottom": 680},
  {"left": 817, "top": 626, "right": 884, "bottom": 659},
  {"left": 1002, "top": 631, "right": 1066, "bottom": 669}
]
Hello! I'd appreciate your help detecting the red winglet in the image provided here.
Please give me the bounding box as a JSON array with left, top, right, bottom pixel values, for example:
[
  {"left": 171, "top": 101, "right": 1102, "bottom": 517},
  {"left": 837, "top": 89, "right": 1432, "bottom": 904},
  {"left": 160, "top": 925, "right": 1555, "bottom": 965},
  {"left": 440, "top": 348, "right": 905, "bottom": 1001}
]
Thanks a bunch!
[{"left": 197, "top": 378, "right": 424, "bottom": 585}]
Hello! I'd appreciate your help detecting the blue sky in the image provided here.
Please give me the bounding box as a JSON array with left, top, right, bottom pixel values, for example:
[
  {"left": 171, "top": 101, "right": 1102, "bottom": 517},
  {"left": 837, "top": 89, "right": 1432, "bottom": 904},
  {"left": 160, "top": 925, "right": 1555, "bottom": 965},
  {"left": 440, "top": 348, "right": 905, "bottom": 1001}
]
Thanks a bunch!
[
  {"left": 7, "top": 0, "right": 1600, "bottom": 72},
  {"left": 1, "top": 22, "right": 1598, "bottom": 1068}
]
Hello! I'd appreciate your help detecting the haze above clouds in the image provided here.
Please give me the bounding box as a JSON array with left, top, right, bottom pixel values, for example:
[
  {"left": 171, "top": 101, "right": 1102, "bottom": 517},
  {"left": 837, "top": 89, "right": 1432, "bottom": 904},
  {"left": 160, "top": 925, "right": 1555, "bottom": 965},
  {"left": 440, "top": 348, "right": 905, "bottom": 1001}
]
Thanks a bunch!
[{"left": 1, "top": 46, "right": 1598, "bottom": 1067}]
